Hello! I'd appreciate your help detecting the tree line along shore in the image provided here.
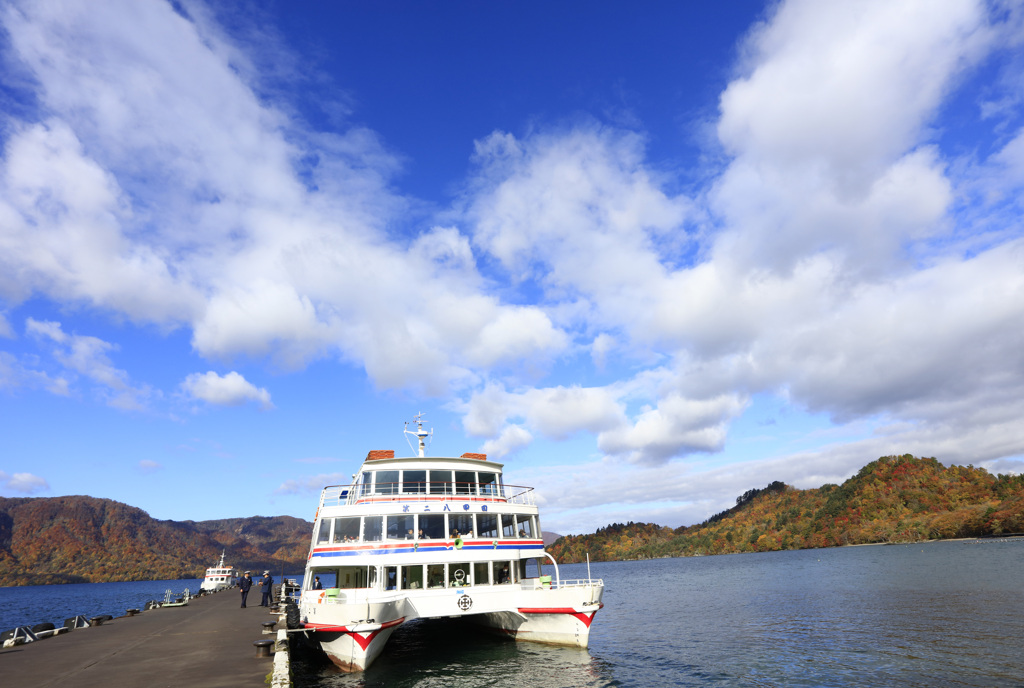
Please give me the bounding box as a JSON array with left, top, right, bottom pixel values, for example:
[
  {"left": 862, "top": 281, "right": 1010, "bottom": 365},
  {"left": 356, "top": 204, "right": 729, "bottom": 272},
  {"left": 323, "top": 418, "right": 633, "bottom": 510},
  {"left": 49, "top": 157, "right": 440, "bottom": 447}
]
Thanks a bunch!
[{"left": 547, "top": 455, "right": 1024, "bottom": 563}]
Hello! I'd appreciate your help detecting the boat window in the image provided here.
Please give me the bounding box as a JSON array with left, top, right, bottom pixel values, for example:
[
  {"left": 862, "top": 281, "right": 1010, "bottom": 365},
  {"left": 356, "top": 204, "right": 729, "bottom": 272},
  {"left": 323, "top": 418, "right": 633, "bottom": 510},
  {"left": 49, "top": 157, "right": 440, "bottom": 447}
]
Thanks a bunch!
[
  {"left": 477, "top": 514, "right": 499, "bottom": 538},
  {"left": 401, "top": 565, "right": 423, "bottom": 590},
  {"left": 364, "top": 516, "right": 383, "bottom": 542},
  {"left": 454, "top": 471, "right": 476, "bottom": 495},
  {"left": 313, "top": 571, "right": 337, "bottom": 588},
  {"left": 376, "top": 470, "right": 399, "bottom": 495},
  {"left": 420, "top": 514, "right": 445, "bottom": 539},
  {"left": 427, "top": 564, "right": 445, "bottom": 589},
  {"left": 360, "top": 471, "right": 372, "bottom": 497},
  {"left": 384, "top": 566, "right": 398, "bottom": 590},
  {"left": 428, "top": 470, "right": 453, "bottom": 494},
  {"left": 387, "top": 514, "right": 416, "bottom": 540},
  {"left": 333, "top": 517, "right": 360, "bottom": 543},
  {"left": 479, "top": 472, "right": 498, "bottom": 496},
  {"left": 450, "top": 514, "right": 473, "bottom": 538},
  {"left": 493, "top": 561, "right": 512, "bottom": 584},
  {"left": 519, "top": 517, "right": 534, "bottom": 538},
  {"left": 474, "top": 561, "right": 490, "bottom": 585},
  {"left": 337, "top": 566, "right": 373, "bottom": 589},
  {"left": 402, "top": 470, "right": 426, "bottom": 494},
  {"left": 519, "top": 557, "right": 542, "bottom": 580},
  {"left": 316, "top": 518, "right": 331, "bottom": 544},
  {"left": 449, "top": 563, "right": 471, "bottom": 587},
  {"left": 502, "top": 514, "right": 517, "bottom": 538}
]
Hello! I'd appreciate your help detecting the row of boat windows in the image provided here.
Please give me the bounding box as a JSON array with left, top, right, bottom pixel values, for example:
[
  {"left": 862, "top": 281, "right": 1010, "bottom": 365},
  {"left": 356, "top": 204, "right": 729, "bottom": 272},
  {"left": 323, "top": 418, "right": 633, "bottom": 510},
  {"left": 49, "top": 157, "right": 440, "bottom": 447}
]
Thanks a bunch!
[
  {"left": 359, "top": 469, "right": 501, "bottom": 496},
  {"left": 316, "top": 512, "right": 537, "bottom": 544},
  {"left": 310, "top": 559, "right": 542, "bottom": 591}
]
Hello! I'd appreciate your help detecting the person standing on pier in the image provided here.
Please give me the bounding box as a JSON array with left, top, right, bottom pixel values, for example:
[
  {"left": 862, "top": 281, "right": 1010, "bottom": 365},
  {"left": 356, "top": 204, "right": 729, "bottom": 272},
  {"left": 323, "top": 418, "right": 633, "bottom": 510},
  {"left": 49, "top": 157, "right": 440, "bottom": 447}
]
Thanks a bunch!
[
  {"left": 260, "top": 571, "right": 274, "bottom": 607},
  {"left": 239, "top": 571, "right": 253, "bottom": 608}
]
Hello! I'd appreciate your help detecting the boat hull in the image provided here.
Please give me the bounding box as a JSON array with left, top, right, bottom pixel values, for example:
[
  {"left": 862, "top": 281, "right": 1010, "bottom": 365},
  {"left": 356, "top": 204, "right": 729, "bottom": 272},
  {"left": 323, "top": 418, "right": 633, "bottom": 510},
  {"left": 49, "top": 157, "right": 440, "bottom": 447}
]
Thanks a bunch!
[{"left": 300, "top": 582, "right": 603, "bottom": 669}]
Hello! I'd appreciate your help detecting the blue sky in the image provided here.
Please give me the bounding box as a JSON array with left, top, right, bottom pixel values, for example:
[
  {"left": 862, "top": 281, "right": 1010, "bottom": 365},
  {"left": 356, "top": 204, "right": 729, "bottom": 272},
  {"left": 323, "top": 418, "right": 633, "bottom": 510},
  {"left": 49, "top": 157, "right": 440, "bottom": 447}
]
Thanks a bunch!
[{"left": 2, "top": 0, "right": 1023, "bottom": 535}]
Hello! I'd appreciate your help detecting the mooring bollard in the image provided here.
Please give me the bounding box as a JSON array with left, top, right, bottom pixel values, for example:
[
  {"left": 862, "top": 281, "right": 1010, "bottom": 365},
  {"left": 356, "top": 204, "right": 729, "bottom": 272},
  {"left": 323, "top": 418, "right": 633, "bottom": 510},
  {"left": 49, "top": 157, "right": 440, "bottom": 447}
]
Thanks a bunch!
[
  {"left": 262, "top": 620, "right": 277, "bottom": 634},
  {"left": 89, "top": 617, "right": 104, "bottom": 627},
  {"left": 126, "top": 609, "right": 140, "bottom": 617},
  {"left": 253, "top": 639, "right": 274, "bottom": 657}
]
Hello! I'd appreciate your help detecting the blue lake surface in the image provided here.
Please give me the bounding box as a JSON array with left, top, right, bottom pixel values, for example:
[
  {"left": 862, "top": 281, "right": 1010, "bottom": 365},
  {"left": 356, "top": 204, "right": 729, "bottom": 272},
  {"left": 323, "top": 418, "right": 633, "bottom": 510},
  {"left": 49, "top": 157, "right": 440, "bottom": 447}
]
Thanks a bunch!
[
  {"left": 3, "top": 539, "right": 1022, "bottom": 686},
  {"left": 292, "top": 539, "right": 1024, "bottom": 687}
]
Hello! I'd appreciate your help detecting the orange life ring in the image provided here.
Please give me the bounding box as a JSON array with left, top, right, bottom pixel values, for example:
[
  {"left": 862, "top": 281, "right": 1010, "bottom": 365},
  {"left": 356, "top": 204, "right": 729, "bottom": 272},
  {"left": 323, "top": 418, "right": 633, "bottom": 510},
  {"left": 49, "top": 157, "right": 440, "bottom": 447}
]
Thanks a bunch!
[{"left": 317, "top": 591, "right": 326, "bottom": 604}]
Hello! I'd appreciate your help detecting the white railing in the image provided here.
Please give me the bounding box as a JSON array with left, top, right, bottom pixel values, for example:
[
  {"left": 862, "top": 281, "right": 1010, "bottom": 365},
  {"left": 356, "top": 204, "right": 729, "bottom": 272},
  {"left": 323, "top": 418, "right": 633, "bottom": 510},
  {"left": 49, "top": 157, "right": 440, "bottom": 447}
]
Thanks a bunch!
[{"left": 319, "top": 483, "right": 536, "bottom": 509}]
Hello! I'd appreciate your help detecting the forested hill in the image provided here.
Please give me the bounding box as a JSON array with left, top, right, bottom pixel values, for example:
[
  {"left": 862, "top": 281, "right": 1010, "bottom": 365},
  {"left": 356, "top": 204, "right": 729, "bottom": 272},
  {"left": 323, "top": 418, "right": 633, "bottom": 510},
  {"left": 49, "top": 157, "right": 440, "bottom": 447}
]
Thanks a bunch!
[
  {"left": 547, "top": 455, "right": 1024, "bottom": 563},
  {"left": 0, "top": 496, "right": 313, "bottom": 586}
]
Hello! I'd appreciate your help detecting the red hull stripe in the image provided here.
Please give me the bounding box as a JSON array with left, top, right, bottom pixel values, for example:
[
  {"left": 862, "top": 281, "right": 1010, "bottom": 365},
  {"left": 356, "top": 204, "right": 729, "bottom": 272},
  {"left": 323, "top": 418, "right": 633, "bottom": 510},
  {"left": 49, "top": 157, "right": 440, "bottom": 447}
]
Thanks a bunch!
[
  {"left": 517, "top": 607, "right": 602, "bottom": 627},
  {"left": 304, "top": 617, "right": 405, "bottom": 649}
]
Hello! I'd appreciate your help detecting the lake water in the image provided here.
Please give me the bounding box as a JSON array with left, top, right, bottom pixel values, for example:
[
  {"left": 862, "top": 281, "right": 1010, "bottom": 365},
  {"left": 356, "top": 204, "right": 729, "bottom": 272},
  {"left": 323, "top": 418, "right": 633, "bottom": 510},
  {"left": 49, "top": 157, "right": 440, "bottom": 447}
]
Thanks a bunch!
[
  {"left": 0, "top": 577, "right": 212, "bottom": 631},
  {"left": 291, "top": 538, "right": 1024, "bottom": 687},
  {"left": 2, "top": 539, "right": 1022, "bottom": 686}
]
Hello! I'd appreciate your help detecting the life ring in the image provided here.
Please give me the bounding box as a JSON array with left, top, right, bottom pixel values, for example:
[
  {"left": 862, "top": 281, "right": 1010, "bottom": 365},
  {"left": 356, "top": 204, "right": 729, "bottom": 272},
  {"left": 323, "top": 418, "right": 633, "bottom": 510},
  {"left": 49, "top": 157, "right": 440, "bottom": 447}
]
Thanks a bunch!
[{"left": 317, "top": 591, "right": 326, "bottom": 604}]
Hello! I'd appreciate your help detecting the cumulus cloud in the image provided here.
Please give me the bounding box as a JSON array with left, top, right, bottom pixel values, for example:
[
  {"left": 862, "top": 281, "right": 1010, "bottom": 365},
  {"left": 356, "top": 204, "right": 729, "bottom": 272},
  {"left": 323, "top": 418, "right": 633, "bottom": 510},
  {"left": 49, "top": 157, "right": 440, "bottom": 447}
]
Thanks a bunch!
[
  {"left": 181, "top": 371, "right": 273, "bottom": 410},
  {"left": 0, "top": 470, "right": 49, "bottom": 495},
  {"left": 2, "top": 0, "right": 1024, "bottom": 525},
  {"left": 480, "top": 424, "right": 533, "bottom": 459},
  {"left": 0, "top": 0, "right": 570, "bottom": 397}
]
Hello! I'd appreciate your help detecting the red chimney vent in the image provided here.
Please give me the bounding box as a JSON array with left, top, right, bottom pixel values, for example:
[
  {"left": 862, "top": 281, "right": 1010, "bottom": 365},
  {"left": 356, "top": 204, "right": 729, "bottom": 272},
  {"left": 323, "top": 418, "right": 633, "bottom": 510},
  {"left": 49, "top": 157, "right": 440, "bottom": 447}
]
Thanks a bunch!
[
  {"left": 366, "top": 450, "right": 395, "bottom": 461},
  {"left": 460, "top": 452, "right": 487, "bottom": 461}
]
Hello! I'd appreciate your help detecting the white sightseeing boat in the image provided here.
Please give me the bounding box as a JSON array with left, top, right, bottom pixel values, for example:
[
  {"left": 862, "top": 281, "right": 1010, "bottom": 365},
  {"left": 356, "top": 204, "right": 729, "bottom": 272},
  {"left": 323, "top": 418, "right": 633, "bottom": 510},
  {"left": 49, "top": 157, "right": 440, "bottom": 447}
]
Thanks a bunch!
[
  {"left": 199, "top": 551, "right": 239, "bottom": 592},
  {"left": 298, "top": 417, "right": 604, "bottom": 671}
]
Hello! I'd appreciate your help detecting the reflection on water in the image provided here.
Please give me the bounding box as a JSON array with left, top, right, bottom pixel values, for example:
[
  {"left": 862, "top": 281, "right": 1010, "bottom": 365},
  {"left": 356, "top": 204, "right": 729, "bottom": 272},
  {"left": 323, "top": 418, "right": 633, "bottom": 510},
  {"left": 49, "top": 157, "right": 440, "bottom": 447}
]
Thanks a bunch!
[{"left": 295, "top": 539, "right": 1024, "bottom": 688}]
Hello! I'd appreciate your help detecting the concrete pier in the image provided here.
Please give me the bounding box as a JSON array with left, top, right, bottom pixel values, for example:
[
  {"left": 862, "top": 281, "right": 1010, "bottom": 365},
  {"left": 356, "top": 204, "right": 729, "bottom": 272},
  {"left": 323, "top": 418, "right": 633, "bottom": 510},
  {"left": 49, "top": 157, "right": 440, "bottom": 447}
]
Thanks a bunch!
[{"left": 0, "top": 588, "right": 287, "bottom": 687}]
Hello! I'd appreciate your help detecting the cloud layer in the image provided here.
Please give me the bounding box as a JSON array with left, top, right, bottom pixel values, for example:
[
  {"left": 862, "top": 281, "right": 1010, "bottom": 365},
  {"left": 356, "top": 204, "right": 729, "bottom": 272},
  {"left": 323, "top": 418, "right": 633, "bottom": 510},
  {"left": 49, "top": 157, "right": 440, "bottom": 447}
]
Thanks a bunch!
[{"left": 2, "top": 0, "right": 1023, "bottom": 526}]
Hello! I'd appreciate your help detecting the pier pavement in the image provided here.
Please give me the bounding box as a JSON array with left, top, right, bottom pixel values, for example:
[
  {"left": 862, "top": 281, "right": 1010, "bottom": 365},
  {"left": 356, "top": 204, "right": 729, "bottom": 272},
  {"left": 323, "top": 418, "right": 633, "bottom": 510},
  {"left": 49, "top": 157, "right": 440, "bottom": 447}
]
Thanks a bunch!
[{"left": 0, "top": 587, "right": 282, "bottom": 687}]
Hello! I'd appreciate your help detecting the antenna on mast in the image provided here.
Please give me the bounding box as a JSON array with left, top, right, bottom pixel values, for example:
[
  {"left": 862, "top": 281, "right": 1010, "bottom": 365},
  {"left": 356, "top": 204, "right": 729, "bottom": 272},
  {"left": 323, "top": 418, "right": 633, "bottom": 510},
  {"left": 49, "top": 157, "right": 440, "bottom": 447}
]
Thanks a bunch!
[{"left": 404, "top": 413, "right": 432, "bottom": 457}]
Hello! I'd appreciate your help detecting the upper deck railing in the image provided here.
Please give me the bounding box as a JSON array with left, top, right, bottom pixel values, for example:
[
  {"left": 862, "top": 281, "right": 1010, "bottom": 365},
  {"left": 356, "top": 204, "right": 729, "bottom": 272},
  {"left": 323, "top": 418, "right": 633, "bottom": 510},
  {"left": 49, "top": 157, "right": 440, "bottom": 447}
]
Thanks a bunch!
[{"left": 319, "top": 481, "right": 536, "bottom": 510}]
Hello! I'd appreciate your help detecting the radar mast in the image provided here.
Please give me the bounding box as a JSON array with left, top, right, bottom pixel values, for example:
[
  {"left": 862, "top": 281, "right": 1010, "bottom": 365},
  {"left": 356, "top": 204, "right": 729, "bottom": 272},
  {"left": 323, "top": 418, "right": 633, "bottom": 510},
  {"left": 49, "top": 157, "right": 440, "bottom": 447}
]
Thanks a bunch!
[{"left": 404, "top": 413, "right": 432, "bottom": 457}]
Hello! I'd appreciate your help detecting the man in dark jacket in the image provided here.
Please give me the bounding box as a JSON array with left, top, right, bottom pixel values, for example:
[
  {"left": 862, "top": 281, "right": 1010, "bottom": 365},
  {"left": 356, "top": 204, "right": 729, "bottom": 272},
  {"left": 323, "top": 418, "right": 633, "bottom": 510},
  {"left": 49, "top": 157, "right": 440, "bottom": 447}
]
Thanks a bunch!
[
  {"left": 239, "top": 572, "right": 253, "bottom": 608},
  {"left": 260, "top": 571, "right": 274, "bottom": 607}
]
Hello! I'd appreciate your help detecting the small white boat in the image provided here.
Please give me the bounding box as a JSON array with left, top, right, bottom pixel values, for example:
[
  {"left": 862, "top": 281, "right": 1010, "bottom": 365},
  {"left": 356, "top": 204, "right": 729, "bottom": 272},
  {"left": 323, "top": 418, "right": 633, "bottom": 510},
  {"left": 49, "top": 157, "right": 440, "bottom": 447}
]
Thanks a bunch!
[
  {"left": 298, "top": 416, "right": 604, "bottom": 671},
  {"left": 200, "top": 551, "right": 238, "bottom": 592}
]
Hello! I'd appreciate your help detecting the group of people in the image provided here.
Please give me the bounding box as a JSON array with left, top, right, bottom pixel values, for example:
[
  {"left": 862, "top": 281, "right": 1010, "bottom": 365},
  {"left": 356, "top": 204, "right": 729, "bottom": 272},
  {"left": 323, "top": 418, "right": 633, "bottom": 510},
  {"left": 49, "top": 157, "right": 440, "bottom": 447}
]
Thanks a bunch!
[{"left": 238, "top": 570, "right": 274, "bottom": 608}]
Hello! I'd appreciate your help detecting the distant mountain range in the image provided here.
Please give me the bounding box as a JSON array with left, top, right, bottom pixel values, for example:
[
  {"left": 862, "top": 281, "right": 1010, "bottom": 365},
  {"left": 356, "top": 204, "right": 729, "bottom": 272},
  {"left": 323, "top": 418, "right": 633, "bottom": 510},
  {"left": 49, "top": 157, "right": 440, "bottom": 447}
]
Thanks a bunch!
[
  {"left": 547, "top": 455, "right": 1024, "bottom": 563},
  {"left": 0, "top": 496, "right": 312, "bottom": 586},
  {"left": 5, "top": 455, "right": 1019, "bottom": 586},
  {"left": 0, "top": 494, "right": 562, "bottom": 587}
]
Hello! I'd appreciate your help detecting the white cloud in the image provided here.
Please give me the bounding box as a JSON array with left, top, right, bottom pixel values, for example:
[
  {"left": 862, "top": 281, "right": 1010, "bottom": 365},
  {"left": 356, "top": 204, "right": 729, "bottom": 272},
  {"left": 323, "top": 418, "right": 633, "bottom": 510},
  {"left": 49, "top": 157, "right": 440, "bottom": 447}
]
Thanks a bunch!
[
  {"left": 480, "top": 425, "right": 533, "bottom": 459},
  {"left": 0, "top": 0, "right": 572, "bottom": 399},
  {"left": 597, "top": 393, "right": 749, "bottom": 465},
  {"left": 0, "top": 470, "right": 49, "bottom": 495},
  {"left": 24, "top": 318, "right": 152, "bottom": 409},
  {"left": 138, "top": 460, "right": 162, "bottom": 474},
  {"left": 2, "top": 0, "right": 1024, "bottom": 516},
  {"left": 0, "top": 351, "right": 71, "bottom": 396},
  {"left": 181, "top": 371, "right": 273, "bottom": 410}
]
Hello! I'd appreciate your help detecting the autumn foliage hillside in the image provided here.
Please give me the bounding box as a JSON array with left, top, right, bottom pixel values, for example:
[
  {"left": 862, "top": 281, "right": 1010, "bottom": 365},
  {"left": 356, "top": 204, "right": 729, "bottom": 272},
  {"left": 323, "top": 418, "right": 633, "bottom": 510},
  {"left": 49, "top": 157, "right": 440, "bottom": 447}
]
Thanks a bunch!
[
  {"left": 547, "top": 455, "right": 1024, "bottom": 563},
  {"left": 0, "top": 496, "right": 313, "bottom": 586}
]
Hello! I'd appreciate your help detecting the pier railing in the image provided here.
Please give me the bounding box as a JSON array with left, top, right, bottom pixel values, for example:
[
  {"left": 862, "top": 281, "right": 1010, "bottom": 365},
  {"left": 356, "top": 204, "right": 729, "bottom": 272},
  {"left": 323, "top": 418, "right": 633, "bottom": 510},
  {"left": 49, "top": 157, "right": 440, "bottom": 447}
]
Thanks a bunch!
[{"left": 319, "top": 482, "right": 536, "bottom": 509}]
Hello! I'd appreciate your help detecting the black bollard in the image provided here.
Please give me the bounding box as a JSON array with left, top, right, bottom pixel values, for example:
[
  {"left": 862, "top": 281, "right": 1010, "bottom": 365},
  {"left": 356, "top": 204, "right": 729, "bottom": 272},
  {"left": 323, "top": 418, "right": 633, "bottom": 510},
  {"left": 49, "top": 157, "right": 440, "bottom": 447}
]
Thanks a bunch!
[{"left": 253, "top": 638, "right": 274, "bottom": 657}]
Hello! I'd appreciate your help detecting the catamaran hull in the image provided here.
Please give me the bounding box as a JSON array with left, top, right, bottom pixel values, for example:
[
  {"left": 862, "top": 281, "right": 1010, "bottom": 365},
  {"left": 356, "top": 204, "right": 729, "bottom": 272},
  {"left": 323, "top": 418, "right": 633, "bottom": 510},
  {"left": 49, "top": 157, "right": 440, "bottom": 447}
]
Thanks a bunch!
[
  {"left": 310, "top": 621, "right": 404, "bottom": 672},
  {"left": 474, "top": 607, "right": 600, "bottom": 647}
]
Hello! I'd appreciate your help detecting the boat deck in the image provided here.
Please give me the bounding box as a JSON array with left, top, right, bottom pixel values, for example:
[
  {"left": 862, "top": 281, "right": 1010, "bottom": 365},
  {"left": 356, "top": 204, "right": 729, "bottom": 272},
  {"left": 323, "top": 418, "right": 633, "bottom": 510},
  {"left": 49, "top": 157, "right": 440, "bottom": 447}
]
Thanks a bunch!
[{"left": 0, "top": 588, "right": 278, "bottom": 687}]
